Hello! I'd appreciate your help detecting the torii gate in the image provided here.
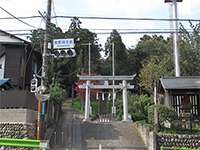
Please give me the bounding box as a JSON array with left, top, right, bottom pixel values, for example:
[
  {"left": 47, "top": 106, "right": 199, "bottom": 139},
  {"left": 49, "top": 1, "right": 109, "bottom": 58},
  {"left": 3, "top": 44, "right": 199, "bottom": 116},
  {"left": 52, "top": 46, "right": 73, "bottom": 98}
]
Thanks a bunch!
[{"left": 78, "top": 75, "right": 136, "bottom": 122}]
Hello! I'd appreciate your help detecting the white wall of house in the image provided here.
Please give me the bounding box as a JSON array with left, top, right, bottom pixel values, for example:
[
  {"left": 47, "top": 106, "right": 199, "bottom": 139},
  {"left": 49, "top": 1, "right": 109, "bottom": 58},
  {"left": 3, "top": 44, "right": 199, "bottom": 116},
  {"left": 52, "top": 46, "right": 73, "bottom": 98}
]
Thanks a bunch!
[{"left": 0, "top": 55, "right": 5, "bottom": 79}]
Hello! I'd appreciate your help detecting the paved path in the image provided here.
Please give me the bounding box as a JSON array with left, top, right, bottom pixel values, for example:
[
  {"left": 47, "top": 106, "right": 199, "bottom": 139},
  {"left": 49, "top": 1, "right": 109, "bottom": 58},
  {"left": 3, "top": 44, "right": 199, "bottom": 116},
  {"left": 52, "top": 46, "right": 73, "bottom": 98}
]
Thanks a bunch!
[{"left": 50, "top": 101, "right": 147, "bottom": 150}]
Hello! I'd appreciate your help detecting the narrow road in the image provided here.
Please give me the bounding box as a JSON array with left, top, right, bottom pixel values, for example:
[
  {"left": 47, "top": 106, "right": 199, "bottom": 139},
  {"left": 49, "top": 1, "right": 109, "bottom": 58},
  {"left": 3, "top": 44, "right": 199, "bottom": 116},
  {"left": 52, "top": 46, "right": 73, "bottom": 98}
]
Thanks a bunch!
[{"left": 50, "top": 101, "right": 147, "bottom": 150}]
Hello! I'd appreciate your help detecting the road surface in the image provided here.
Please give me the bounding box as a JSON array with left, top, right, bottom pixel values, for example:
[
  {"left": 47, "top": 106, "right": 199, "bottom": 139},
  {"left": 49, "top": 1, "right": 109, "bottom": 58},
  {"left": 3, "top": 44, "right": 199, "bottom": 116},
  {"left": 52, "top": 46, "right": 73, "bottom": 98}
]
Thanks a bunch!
[{"left": 50, "top": 101, "right": 147, "bottom": 150}]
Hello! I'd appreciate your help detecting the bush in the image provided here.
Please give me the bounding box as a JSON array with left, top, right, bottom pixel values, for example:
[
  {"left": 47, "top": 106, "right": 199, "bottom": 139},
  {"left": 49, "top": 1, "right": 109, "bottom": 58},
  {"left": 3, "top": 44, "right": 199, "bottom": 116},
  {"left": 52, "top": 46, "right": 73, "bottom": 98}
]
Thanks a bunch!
[
  {"left": 71, "top": 98, "right": 82, "bottom": 112},
  {"left": 49, "top": 83, "right": 66, "bottom": 104},
  {"left": 91, "top": 100, "right": 99, "bottom": 119},
  {"left": 116, "top": 93, "right": 153, "bottom": 121},
  {"left": 148, "top": 104, "right": 178, "bottom": 127}
]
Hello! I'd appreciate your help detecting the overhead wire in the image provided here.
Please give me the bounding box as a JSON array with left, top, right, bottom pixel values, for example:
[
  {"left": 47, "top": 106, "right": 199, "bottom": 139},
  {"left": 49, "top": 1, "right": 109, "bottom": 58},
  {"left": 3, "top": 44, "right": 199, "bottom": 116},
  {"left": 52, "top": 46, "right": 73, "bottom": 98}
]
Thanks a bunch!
[
  {"left": 0, "top": 6, "right": 37, "bottom": 29},
  {"left": 11, "top": 30, "right": 195, "bottom": 36},
  {"left": 0, "top": 15, "right": 199, "bottom": 22}
]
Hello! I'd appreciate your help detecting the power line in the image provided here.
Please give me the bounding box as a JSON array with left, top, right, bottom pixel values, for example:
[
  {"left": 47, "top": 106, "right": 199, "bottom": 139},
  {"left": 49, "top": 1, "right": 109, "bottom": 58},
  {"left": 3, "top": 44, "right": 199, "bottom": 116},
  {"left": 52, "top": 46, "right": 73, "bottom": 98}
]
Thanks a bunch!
[
  {"left": 0, "top": 16, "right": 41, "bottom": 20},
  {"left": 11, "top": 31, "right": 195, "bottom": 36},
  {"left": 53, "top": 16, "right": 200, "bottom": 22},
  {"left": 0, "top": 6, "right": 37, "bottom": 28},
  {"left": 5, "top": 28, "right": 194, "bottom": 32},
  {"left": 0, "top": 15, "right": 199, "bottom": 22}
]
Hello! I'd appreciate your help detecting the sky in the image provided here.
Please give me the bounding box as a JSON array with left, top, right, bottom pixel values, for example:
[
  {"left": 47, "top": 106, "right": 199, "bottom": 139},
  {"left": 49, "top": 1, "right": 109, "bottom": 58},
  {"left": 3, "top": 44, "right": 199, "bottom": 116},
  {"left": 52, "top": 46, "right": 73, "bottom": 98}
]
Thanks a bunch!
[{"left": 0, "top": 0, "right": 200, "bottom": 48}]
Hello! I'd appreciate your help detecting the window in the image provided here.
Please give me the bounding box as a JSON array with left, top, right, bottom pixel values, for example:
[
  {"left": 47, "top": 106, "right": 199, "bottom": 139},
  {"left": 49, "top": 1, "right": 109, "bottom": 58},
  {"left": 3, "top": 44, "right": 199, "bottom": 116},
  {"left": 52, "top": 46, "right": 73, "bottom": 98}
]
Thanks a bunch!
[{"left": 172, "top": 94, "right": 199, "bottom": 119}]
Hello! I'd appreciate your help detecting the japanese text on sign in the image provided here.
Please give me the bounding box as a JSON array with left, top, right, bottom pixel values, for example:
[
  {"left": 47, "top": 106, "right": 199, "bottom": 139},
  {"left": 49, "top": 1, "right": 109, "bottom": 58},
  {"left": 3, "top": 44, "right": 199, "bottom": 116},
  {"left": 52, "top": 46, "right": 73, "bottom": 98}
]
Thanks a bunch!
[{"left": 53, "top": 39, "right": 74, "bottom": 49}]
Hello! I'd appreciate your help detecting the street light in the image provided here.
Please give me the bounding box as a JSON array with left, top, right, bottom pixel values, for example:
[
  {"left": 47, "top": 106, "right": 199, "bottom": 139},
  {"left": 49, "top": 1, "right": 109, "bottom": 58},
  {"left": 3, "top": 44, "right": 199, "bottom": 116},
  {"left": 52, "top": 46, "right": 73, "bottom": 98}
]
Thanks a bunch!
[{"left": 165, "top": 0, "right": 183, "bottom": 77}]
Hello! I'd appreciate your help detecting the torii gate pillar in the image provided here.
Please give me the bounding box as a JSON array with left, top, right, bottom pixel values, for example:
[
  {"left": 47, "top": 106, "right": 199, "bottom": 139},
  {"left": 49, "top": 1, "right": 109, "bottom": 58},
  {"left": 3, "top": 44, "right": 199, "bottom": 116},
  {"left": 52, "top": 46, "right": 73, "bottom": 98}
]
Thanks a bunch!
[
  {"left": 84, "top": 80, "right": 90, "bottom": 121},
  {"left": 122, "top": 80, "right": 129, "bottom": 121}
]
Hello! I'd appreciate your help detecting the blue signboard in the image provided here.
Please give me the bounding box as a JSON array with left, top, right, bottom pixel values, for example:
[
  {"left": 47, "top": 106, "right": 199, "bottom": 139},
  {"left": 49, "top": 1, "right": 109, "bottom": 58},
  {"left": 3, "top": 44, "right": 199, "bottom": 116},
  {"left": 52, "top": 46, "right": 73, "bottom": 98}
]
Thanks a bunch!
[{"left": 53, "top": 38, "right": 74, "bottom": 49}]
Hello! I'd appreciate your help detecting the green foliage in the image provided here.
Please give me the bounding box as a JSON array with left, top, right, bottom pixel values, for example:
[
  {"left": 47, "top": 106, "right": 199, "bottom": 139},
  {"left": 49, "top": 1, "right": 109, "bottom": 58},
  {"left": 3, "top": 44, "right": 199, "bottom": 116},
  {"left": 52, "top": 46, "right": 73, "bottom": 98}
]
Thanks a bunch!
[
  {"left": 49, "top": 84, "right": 66, "bottom": 104},
  {"left": 148, "top": 104, "right": 178, "bottom": 127},
  {"left": 116, "top": 93, "right": 153, "bottom": 121},
  {"left": 71, "top": 98, "right": 82, "bottom": 112},
  {"left": 179, "top": 22, "right": 200, "bottom": 76},
  {"left": 29, "top": 23, "right": 63, "bottom": 52},
  {"left": 139, "top": 56, "right": 172, "bottom": 94},
  {"left": 104, "top": 29, "right": 129, "bottom": 75},
  {"left": 91, "top": 100, "right": 99, "bottom": 120},
  {"left": 128, "top": 35, "right": 171, "bottom": 75},
  {"left": 71, "top": 99, "right": 99, "bottom": 120},
  {"left": 30, "top": 19, "right": 102, "bottom": 96}
]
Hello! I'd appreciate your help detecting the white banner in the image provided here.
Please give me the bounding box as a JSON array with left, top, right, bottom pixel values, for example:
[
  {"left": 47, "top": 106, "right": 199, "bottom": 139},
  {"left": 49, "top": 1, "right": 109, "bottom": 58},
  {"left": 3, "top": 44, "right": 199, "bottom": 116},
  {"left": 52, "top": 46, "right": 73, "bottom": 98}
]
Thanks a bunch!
[{"left": 53, "top": 38, "right": 74, "bottom": 49}]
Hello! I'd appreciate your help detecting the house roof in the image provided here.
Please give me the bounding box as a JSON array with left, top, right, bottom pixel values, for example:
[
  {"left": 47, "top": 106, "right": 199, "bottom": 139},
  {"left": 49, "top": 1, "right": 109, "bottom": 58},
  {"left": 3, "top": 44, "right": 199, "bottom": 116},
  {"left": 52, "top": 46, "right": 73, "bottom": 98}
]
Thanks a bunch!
[
  {"left": 0, "top": 78, "right": 10, "bottom": 86},
  {"left": 0, "top": 78, "right": 13, "bottom": 90},
  {"left": 0, "top": 29, "right": 30, "bottom": 45},
  {"left": 160, "top": 76, "right": 200, "bottom": 90}
]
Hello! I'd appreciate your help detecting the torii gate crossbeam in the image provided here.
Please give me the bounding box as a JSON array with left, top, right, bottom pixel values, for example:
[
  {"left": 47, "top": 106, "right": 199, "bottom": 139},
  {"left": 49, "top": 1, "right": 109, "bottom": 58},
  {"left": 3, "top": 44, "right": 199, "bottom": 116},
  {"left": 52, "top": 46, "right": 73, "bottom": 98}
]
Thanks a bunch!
[{"left": 78, "top": 75, "right": 136, "bottom": 122}]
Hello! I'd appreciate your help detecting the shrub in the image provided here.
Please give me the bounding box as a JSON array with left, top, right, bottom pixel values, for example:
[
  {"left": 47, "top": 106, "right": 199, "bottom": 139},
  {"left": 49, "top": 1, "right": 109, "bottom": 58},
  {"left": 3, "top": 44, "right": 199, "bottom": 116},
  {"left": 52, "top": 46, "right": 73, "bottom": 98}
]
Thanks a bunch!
[
  {"left": 148, "top": 104, "right": 178, "bottom": 127},
  {"left": 116, "top": 93, "right": 153, "bottom": 121},
  {"left": 49, "top": 83, "right": 66, "bottom": 104},
  {"left": 71, "top": 98, "right": 82, "bottom": 112}
]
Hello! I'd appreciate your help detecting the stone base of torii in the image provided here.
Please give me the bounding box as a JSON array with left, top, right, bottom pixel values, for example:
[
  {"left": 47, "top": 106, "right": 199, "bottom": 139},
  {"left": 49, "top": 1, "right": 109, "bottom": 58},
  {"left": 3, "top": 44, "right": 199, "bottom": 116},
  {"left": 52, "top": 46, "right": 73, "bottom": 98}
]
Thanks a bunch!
[{"left": 78, "top": 75, "right": 136, "bottom": 122}]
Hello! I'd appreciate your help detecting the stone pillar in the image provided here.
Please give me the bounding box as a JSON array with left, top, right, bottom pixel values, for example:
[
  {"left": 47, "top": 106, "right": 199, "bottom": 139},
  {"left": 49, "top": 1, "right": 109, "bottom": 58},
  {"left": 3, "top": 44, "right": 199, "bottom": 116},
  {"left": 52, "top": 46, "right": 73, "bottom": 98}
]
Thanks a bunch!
[
  {"left": 84, "top": 80, "right": 90, "bottom": 121},
  {"left": 122, "top": 80, "right": 128, "bottom": 121}
]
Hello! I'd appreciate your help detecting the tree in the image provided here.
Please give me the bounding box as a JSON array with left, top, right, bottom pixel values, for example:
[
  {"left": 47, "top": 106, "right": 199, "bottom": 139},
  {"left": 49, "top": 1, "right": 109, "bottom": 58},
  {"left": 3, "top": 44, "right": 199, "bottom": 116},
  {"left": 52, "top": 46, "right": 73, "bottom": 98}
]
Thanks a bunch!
[
  {"left": 49, "top": 83, "right": 66, "bottom": 104},
  {"left": 104, "top": 30, "right": 129, "bottom": 75},
  {"left": 29, "top": 19, "right": 102, "bottom": 97},
  {"left": 29, "top": 23, "right": 63, "bottom": 52},
  {"left": 139, "top": 56, "right": 173, "bottom": 94},
  {"left": 179, "top": 22, "right": 200, "bottom": 76},
  {"left": 128, "top": 35, "right": 173, "bottom": 94},
  {"left": 128, "top": 35, "right": 170, "bottom": 75},
  {"left": 65, "top": 17, "right": 102, "bottom": 74}
]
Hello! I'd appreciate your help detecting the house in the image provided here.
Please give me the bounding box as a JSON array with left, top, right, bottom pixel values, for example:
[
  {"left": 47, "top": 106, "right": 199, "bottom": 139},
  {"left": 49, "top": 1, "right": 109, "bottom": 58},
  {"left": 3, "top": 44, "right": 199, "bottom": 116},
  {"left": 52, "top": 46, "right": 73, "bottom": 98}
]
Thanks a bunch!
[
  {"left": 0, "top": 30, "right": 42, "bottom": 139},
  {"left": 159, "top": 76, "right": 200, "bottom": 127},
  {"left": 0, "top": 30, "right": 42, "bottom": 89}
]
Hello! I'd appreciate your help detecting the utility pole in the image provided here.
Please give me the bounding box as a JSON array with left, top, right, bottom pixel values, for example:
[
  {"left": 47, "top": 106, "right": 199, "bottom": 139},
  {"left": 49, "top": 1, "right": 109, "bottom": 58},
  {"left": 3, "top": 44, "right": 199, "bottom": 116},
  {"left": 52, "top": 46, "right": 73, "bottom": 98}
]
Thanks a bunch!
[
  {"left": 112, "top": 43, "right": 116, "bottom": 115},
  {"left": 41, "top": 0, "right": 52, "bottom": 90},
  {"left": 38, "top": 0, "right": 52, "bottom": 141},
  {"left": 172, "top": 0, "right": 180, "bottom": 77},
  {"left": 165, "top": 0, "right": 182, "bottom": 77},
  {"left": 88, "top": 42, "right": 92, "bottom": 115},
  {"left": 88, "top": 42, "right": 91, "bottom": 76}
]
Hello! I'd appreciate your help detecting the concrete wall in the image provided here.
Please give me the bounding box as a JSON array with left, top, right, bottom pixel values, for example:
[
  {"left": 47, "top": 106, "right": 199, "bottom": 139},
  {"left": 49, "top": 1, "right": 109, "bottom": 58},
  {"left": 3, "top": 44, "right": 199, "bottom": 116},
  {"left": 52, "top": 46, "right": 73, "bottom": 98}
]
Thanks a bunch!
[
  {"left": 0, "top": 109, "right": 37, "bottom": 124},
  {"left": 135, "top": 123, "right": 157, "bottom": 150},
  {"left": 157, "top": 134, "right": 200, "bottom": 148},
  {"left": 0, "top": 90, "right": 37, "bottom": 110}
]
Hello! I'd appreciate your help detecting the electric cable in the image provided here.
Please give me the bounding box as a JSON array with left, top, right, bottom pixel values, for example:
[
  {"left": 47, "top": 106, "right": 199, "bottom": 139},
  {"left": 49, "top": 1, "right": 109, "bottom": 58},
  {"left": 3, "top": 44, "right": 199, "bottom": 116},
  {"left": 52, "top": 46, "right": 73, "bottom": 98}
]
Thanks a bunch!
[
  {"left": 0, "top": 15, "right": 199, "bottom": 22},
  {"left": 0, "top": 6, "right": 37, "bottom": 28}
]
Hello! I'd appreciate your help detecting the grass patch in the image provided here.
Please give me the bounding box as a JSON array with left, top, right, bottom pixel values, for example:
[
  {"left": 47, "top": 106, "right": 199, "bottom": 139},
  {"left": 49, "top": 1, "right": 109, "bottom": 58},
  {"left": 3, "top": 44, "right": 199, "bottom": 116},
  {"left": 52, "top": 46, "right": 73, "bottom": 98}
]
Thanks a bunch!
[{"left": 71, "top": 98, "right": 83, "bottom": 113}]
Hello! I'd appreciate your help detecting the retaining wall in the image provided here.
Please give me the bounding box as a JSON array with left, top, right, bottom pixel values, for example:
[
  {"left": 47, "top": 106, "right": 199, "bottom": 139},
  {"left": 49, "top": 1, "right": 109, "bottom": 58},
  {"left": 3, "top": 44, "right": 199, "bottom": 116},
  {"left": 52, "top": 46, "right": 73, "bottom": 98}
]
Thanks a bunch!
[
  {"left": 157, "top": 134, "right": 200, "bottom": 149},
  {"left": 135, "top": 123, "right": 157, "bottom": 150},
  {"left": 0, "top": 123, "right": 35, "bottom": 139},
  {"left": 0, "top": 109, "right": 36, "bottom": 124}
]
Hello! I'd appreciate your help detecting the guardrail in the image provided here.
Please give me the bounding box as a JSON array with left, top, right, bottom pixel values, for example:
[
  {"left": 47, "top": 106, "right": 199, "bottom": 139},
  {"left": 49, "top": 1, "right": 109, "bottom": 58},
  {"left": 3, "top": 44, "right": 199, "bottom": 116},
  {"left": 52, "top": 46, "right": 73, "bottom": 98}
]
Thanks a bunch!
[{"left": 0, "top": 138, "right": 48, "bottom": 149}]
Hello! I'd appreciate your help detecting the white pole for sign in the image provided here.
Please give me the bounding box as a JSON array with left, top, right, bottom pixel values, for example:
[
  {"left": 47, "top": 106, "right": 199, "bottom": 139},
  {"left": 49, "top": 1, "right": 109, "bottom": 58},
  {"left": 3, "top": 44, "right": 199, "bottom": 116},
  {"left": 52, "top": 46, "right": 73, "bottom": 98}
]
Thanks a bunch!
[
  {"left": 122, "top": 80, "right": 128, "bottom": 121},
  {"left": 112, "top": 43, "right": 116, "bottom": 115},
  {"left": 84, "top": 80, "right": 90, "bottom": 121}
]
